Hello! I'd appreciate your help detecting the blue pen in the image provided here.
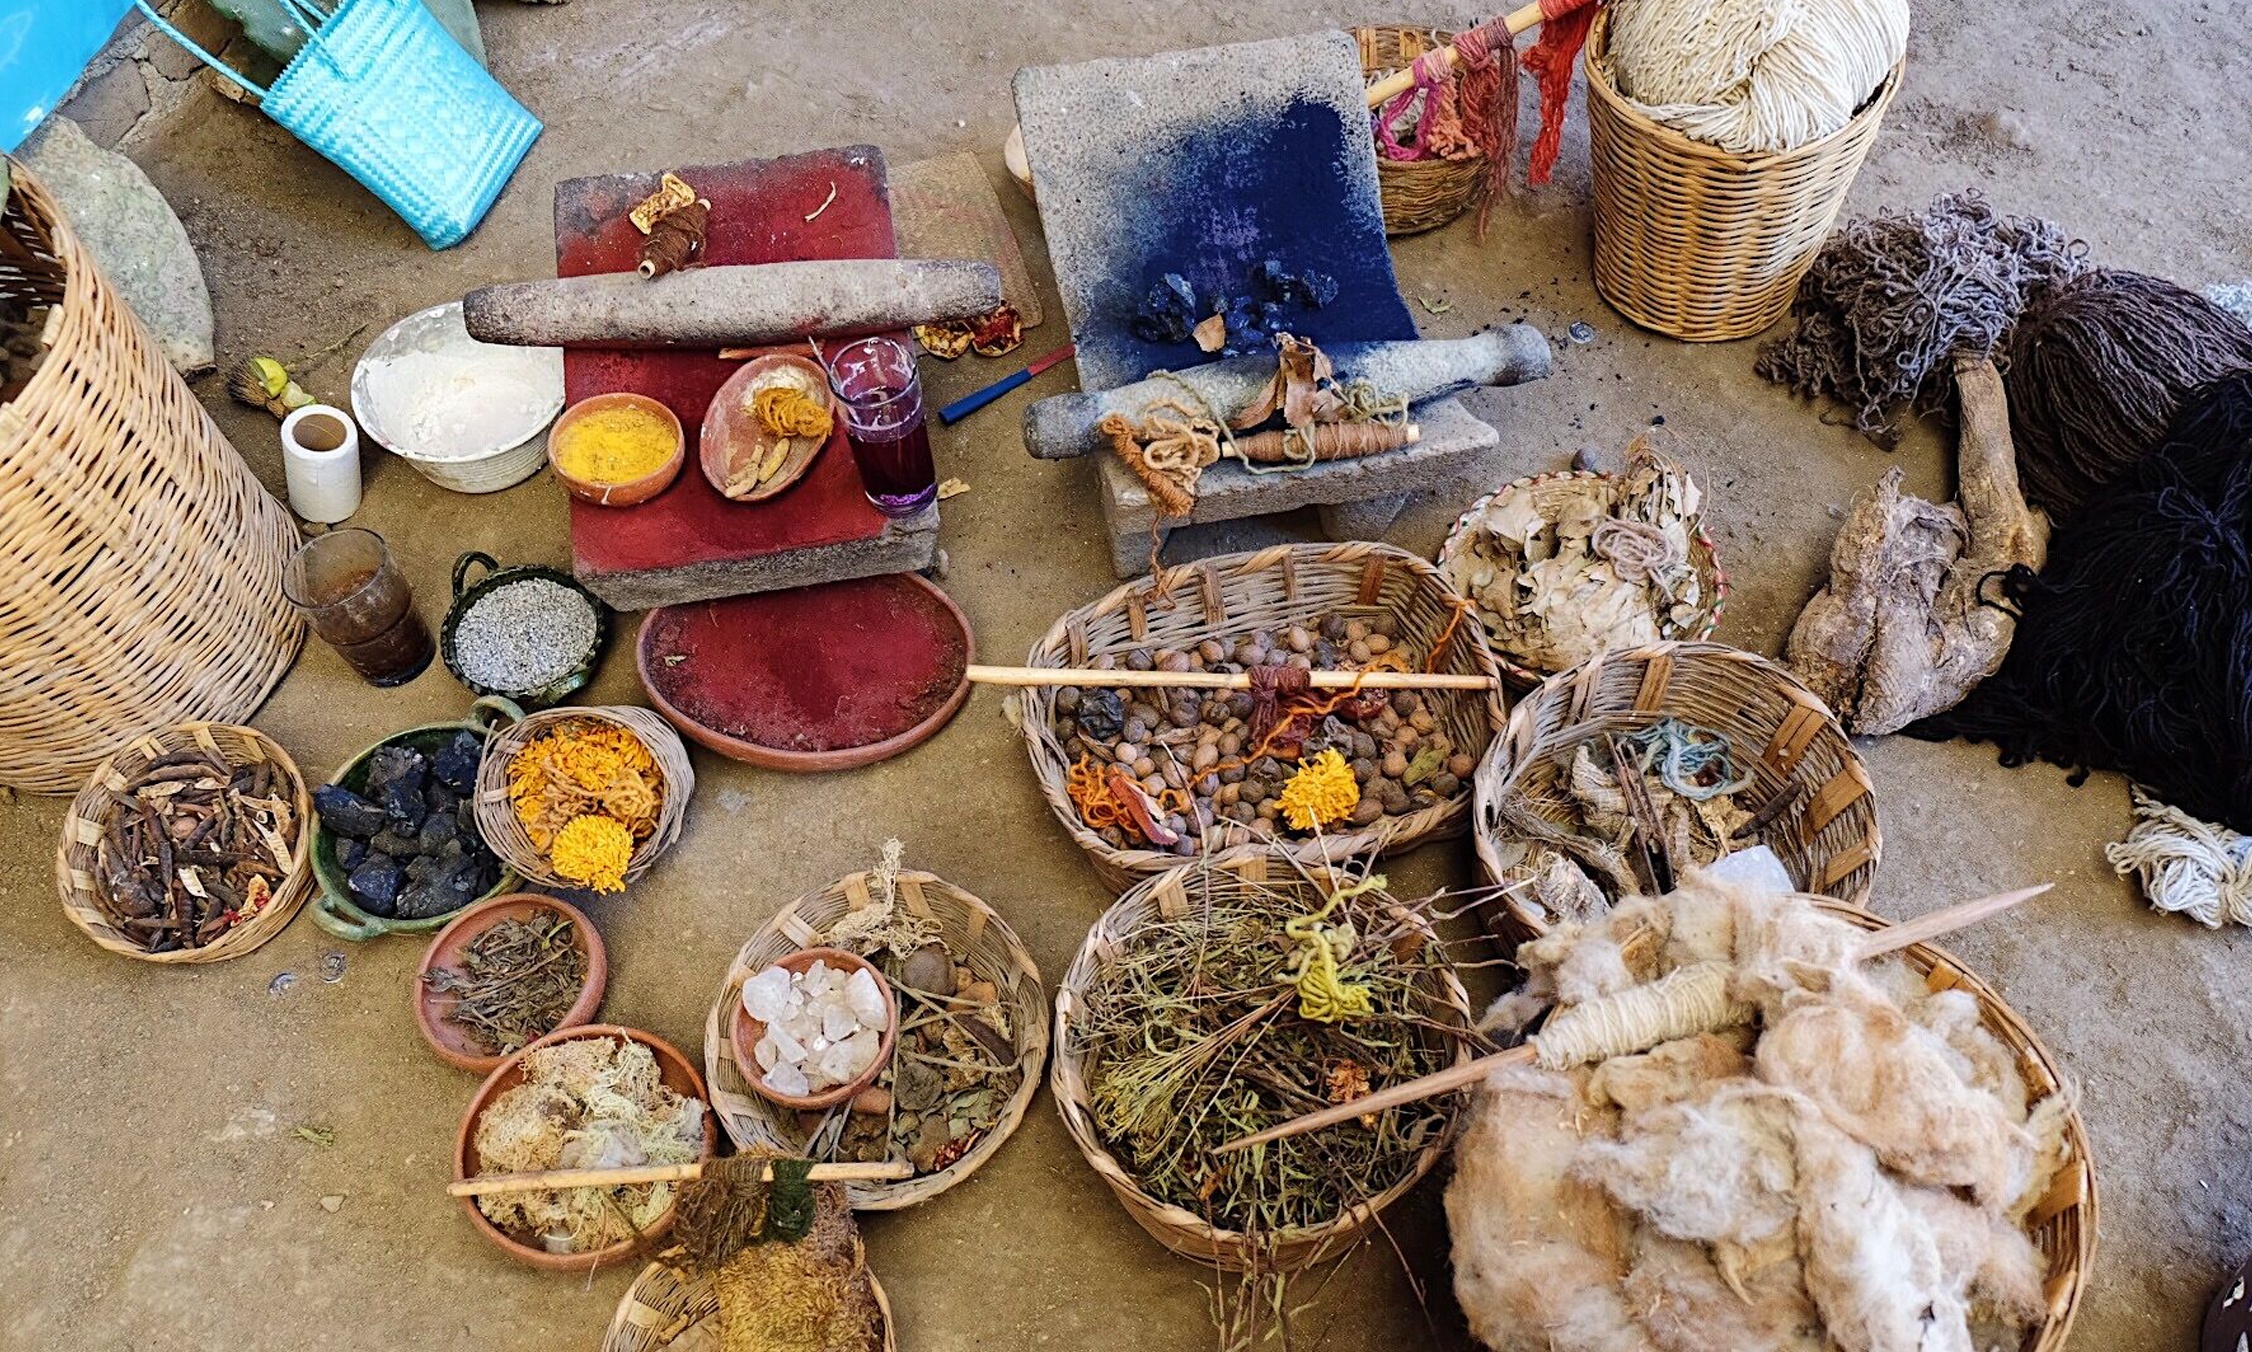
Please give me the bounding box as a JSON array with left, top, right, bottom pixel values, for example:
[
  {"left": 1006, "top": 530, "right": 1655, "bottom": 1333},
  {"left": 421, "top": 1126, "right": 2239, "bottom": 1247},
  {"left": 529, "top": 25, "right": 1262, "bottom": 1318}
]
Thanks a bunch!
[{"left": 937, "top": 343, "right": 1076, "bottom": 424}]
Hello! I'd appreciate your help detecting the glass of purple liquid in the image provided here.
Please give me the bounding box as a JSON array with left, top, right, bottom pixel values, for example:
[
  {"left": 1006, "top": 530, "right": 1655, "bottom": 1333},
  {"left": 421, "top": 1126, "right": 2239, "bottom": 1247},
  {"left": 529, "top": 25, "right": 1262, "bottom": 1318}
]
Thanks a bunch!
[{"left": 825, "top": 335, "right": 937, "bottom": 517}]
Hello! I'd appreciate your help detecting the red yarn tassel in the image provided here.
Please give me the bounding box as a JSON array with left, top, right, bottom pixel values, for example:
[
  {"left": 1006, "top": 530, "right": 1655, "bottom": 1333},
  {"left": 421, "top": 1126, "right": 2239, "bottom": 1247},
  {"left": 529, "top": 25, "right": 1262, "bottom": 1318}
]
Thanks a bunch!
[
  {"left": 1449, "top": 18, "right": 1519, "bottom": 239},
  {"left": 1521, "top": 0, "right": 1600, "bottom": 185}
]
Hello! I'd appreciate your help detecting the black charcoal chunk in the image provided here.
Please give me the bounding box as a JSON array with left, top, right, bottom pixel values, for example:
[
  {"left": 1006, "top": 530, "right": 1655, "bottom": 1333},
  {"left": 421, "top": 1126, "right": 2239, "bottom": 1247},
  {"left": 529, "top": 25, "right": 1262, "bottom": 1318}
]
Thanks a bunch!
[
  {"left": 418, "top": 810, "right": 460, "bottom": 853},
  {"left": 347, "top": 854, "right": 403, "bottom": 914},
  {"left": 333, "top": 836, "right": 367, "bottom": 870},
  {"left": 432, "top": 730, "right": 483, "bottom": 793},
  {"left": 375, "top": 776, "right": 427, "bottom": 831},
  {"left": 363, "top": 745, "right": 427, "bottom": 797},
  {"left": 370, "top": 828, "right": 419, "bottom": 859},
  {"left": 1129, "top": 273, "right": 1202, "bottom": 345},
  {"left": 314, "top": 785, "right": 388, "bottom": 839}
]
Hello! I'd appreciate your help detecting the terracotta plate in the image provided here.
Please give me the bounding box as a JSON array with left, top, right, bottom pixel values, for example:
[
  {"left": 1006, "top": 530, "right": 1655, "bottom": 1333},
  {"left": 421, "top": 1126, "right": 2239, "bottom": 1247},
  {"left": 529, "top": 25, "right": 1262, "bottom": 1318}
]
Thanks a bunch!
[{"left": 699, "top": 354, "right": 840, "bottom": 503}]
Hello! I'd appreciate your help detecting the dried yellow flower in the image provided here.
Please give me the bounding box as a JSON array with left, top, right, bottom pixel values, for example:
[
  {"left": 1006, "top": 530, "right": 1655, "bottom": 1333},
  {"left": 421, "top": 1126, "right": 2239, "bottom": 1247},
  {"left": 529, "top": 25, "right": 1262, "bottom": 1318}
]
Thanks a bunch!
[
  {"left": 1278, "top": 748, "right": 1360, "bottom": 831},
  {"left": 549, "top": 814, "right": 635, "bottom": 893}
]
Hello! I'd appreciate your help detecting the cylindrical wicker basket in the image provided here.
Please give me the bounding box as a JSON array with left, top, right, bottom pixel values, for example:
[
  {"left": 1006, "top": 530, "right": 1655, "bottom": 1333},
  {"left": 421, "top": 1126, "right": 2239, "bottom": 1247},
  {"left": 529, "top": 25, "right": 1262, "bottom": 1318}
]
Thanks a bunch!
[
  {"left": 704, "top": 867, "right": 1047, "bottom": 1210},
  {"left": 1437, "top": 468, "right": 1730, "bottom": 687},
  {"left": 474, "top": 705, "right": 694, "bottom": 890},
  {"left": 1022, "top": 542, "right": 1507, "bottom": 894},
  {"left": 1473, "top": 642, "right": 1879, "bottom": 943},
  {"left": 0, "top": 161, "right": 304, "bottom": 792},
  {"left": 603, "top": 1251, "right": 897, "bottom": 1352},
  {"left": 1052, "top": 853, "right": 1473, "bottom": 1273},
  {"left": 54, "top": 722, "right": 312, "bottom": 963},
  {"left": 1584, "top": 12, "right": 1902, "bottom": 340},
  {"left": 1816, "top": 900, "right": 2096, "bottom": 1350},
  {"left": 1357, "top": 25, "right": 1487, "bottom": 236}
]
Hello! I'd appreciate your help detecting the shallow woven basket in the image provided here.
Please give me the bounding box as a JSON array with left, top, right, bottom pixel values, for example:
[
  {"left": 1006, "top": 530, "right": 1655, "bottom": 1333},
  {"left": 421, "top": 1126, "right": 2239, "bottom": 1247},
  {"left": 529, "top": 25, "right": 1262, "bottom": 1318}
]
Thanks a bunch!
[
  {"left": 1473, "top": 641, "right": 1879, "bottom": 943},
  {"left": 0, "top": 161, "right": 303, "bottom": 792},
  {"left": 1022, "top": 542, "right": 1507, "bottom": 894},
  {"left": 474, "top": 705, "right": 694, "bottom": 890},
  {"left": 1585, "top": 12, "right": 1901, "bottom": 340},
  {"left": 1816, "top": 900, "right": 2097, "bottom": 1350},
  {"left": 1437, "top": 468, "right": 1730, "bottom": 687},
  {"left": 703, "top": 867, "right": 1047, "bottom": 1210},
  {"left": 1357, "top": 25, "right": 1487, "bottom": 236},
  {"left": 1053, "top": 853, "right": 1473, "bottom": 1273},
  {"left": 603, "top": 1251, "right": 896, "bottom": 1352},
  {"left": 54, "top": 722, "right": 312, "bottom": 963}
]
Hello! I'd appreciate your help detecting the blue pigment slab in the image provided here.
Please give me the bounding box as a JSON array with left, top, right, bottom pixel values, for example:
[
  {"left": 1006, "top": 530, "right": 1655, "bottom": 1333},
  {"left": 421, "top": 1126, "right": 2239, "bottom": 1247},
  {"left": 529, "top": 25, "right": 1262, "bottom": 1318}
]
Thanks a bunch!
[{"left": 1013, "top": 32, "right": 1416, "bottom": 393}]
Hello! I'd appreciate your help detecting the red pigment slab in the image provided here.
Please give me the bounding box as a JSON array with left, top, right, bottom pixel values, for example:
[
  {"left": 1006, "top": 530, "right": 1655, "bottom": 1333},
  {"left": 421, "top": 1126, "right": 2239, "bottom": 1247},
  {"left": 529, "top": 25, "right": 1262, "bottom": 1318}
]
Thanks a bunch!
[
  {"left": 559, "top": 148, "right": 896, "bottom": 581},
  {"left": 637, "top": 575, "right": 973, "bottom": 770}
]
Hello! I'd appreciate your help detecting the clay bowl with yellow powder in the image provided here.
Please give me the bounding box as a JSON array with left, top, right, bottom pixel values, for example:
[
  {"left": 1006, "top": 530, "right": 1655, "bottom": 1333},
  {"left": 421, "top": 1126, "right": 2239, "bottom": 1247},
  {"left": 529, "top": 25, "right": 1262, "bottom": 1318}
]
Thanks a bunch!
[
  {"left": 548, "top": 393, "right": 685, "bottom": 508},
  {"left": 700, "top": 354, "right": 840, "bottom": 504}
]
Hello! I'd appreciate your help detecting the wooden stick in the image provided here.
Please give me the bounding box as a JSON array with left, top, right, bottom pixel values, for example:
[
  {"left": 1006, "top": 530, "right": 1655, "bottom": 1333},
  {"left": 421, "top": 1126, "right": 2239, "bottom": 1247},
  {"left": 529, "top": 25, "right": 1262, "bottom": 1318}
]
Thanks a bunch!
[
  {"left": 448, "top": 1158, "right": 914, "bottom": 1198},
  {"left": 966, "top": 664, "right": 1499, "bottom": 692},
  {"left": 1363, "top": 0, "right": 1553, "bottom": 108},
  {"left": 1213, "top": 884, "right": 2052, "bottom": 1154}
]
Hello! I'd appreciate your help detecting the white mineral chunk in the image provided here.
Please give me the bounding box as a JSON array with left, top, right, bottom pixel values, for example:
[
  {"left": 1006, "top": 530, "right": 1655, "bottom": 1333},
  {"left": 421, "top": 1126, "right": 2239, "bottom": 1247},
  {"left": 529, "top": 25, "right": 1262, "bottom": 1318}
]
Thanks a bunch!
[
  {"left": 839, "top": 1028, "right": 882, "bottom": 1078},
  {"left": 803, "top": 959, "right": 834, "bottom": 994},
  {"left": 762, "top": 1062, "right": 810, "bottom": 1097},
  {"left": 754, "top": 1033, "right": 781, "bottom": 1072},
  {"left": 844, "top": 968, "right": 888, "bottom": 1028},
  {"left": 741, "top": 966, "right": 793, "bottom": 1023},
  {"left": 765, "top": 1024, "right": 805, "bottom": 1066},
  {"left": 822, "top": 1003, "right": 859, "bottom": 1042}
]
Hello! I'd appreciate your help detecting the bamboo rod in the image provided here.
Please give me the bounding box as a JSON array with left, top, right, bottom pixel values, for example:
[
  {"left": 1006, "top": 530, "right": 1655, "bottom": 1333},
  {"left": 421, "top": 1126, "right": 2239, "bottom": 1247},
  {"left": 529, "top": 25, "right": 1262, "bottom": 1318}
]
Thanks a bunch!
[
  {"left": 449, "top": 1158, "right": 914, "bottom": 1198},
  {"left": 966, "top": 664, "right": 1499, "bottom": 692},
  {"left": 1214, "top": 884, "right": 2051, "bottom": 1153},
  {"left": 1362, "top": 0, "right": 1553, "bottom": 107}
]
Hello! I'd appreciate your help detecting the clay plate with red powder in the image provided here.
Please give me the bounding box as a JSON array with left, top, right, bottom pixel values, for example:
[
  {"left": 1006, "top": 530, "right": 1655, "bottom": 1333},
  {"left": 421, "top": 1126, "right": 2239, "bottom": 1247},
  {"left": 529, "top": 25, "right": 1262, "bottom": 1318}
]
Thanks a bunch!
[{"left": 637, "top": 574, "right": 973, "bottom": 771}]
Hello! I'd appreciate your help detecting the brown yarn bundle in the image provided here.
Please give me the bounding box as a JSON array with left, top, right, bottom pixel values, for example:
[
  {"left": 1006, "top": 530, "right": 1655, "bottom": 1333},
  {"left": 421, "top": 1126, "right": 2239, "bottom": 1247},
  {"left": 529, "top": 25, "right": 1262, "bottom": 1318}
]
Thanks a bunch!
[{"left": 2005, "top": 268, "right": 2252, "bottom": 517}]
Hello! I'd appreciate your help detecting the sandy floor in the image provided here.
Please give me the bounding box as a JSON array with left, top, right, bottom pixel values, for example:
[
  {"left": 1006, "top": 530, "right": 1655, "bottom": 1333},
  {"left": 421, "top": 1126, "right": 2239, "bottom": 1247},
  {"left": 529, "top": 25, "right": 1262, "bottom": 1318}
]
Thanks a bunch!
[{"left": 4, "top": 2, "right": 2249, "bottom": 1349}]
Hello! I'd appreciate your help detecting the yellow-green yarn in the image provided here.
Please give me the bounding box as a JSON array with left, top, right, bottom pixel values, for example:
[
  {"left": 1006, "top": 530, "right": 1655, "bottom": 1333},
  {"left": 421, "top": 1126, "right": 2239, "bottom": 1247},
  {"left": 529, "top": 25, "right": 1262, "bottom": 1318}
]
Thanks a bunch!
[{"left": 1282, "top": 874, "right": 1385, "bottom": 1024}]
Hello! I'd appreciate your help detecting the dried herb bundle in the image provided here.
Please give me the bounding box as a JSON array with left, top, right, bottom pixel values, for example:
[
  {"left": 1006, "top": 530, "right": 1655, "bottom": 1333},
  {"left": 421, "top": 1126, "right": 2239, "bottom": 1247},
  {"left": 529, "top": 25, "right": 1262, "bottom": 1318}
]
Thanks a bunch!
[
  {"left": 93, "top": 747, "right": 298, "bottom": 953},
  {"left": 426, "top": 913, "right": 587, "bottom": 1055}
]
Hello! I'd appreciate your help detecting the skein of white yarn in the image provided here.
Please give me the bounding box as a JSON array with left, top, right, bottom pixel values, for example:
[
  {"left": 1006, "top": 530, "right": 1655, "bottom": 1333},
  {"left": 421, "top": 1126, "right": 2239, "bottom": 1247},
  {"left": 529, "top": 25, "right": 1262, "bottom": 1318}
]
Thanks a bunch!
[
  {"left": 1607, "top": 0, "right": 1910, "bottom": 154},
  {"left": 2105, "top": 788, "right": 2252, "bottom": 930}
]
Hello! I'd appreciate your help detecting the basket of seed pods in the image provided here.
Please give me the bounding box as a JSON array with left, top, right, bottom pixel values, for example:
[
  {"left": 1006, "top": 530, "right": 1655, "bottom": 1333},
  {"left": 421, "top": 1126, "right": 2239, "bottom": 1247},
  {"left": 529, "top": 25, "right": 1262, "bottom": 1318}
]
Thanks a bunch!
[
  {"left": 1471, "top": 641, "right": 1881, "bottom": 943},
  {"left": 1021, "top": 542, "right": 1507, "bottom": 893},
  {"left": 476, "top": 706, "right": 693, "bottom": 894},
  {"left": 56, "top": 722, "right": 313, "bottom": 962},
  {"left": 704, "top": 848, "right": 1048, "bottom": 1210},
  {"left": 440, "top": 552, "right": 609, "bottom": 709}
]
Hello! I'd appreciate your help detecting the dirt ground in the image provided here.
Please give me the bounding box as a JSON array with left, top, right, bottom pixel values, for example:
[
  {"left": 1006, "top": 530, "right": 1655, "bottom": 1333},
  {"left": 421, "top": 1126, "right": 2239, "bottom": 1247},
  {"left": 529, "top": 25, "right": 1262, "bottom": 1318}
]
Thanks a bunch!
[{"left": 4, "top": 2, "right": 2249, "bottom": 1349}]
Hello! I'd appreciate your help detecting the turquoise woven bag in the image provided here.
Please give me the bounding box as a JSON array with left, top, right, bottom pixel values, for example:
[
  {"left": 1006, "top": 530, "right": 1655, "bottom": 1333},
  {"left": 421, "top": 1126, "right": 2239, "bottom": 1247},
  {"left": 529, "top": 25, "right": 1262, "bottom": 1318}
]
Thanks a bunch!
[{"left": 134, "top": 0, "right": 541, "bottom": 249}]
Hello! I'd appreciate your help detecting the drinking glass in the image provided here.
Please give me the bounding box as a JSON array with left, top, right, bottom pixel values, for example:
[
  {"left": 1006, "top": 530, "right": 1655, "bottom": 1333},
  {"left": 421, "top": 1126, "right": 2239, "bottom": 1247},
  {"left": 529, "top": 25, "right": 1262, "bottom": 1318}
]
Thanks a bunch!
[
  {"left": 282, "top": 528, "right": 433, "bottom": 687},
  {"left": 826, "top": 335, "right": 937, "bottom": 517}
]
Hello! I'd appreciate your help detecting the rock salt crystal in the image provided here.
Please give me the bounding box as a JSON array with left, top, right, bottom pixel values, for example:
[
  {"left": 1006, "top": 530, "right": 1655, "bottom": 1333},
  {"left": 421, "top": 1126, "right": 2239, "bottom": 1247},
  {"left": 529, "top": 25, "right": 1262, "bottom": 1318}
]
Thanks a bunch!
[{"left": 741, "top": 959, "right": 891, "bottom": 1093}]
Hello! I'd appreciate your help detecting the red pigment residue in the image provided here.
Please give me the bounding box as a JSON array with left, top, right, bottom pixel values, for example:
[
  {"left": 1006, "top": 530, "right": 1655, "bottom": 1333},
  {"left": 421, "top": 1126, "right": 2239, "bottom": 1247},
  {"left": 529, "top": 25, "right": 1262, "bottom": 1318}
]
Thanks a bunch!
[{"left": 643, "top": 577, "right": 970, "bottom": 752}]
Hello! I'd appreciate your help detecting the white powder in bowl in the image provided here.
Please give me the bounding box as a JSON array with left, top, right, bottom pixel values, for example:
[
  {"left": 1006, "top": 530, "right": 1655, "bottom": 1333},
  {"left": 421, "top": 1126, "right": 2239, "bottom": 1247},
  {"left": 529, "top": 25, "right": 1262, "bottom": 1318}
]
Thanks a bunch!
[{"left": 361, "top": 339, "right": 559, "bottom": 463}]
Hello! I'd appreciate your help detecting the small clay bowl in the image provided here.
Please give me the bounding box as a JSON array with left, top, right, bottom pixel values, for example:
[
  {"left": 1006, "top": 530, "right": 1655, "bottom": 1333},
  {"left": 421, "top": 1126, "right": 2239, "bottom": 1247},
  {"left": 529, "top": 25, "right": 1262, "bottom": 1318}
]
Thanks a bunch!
[
  {"left": 730, "top": 947, "right": 899, "bottom": 1112},
  {"left": 699, "top": 354, "right": 840, "bottom": 503},
  {"left": 548, "top": 393, "right": 685, "bottom": 507},
  {"left": 415, "top": 893, "right": 608, "bottom": 1074},
  {"left": 455, "top": 1023, "right": 715, "bottom": 1273}
]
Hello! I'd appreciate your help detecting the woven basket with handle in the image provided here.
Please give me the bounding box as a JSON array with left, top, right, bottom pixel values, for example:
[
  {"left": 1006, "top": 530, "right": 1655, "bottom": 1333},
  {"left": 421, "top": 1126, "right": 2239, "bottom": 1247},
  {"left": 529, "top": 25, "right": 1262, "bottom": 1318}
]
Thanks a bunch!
[
  {"left": 1815, "top": 900, "right": 2097, "bottom": 1351},
  {"left": 474, "top": 705, "right": 694, "bottom": 890},
  {"left": 1053, "top": 852, "right": 1472, "bottom": 1273},
  {"left": 1584, "top": 11, "right": 1901, "bottom": 340},
  {"left": 1472, "top": 641, "right": 1880, "bottom": 943},
  {"left": 1357, "top": 25, "right": 1488, "bottom": 236},
  {"left": 603, "top": 1251, "right": 896, "bottom": 1352},
  {"left": 702, "top": 867, "right": 1047, "bottom": 1210},
  {"left": 0, "top": 161, "right": 304, "bottom": 793},
  {"left": 54, "top": 722, "right": 312, "bottom": 963},
  {"left": 1021, "top": 542, "right": 1507, "bottom": 894}
]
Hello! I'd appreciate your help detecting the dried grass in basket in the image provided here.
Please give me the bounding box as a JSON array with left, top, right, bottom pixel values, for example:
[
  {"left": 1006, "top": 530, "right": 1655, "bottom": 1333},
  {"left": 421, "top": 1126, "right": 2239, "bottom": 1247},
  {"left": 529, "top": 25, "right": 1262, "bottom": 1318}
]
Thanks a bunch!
[
  {"left": 603, "top": 1251, "right": 896, "bottom": 1352},
  {"left": 1473, "top": 642, "right": 1880, "bottom": 943},
  {"left": 54, "top": 722, "right": 312, "bottom": 963},
  {"left": 1437, "top": 467, "right": 1731, "bottom": 687},
  {"left": 703, "top": 867, "right": 1046, "bottom": 1210},
  {"left": 1357, "top": 25, "right": 1488, "bottom": 237},
  {"left": 1585, "top": 11, "right": 1902, "bottom": 341},
  {"left": 1051, "top": 852, "right": 1473, "bottom": 1274},
  {"left": 1021, "top": 542, "right": 1507, "bottom": 894},
  {"left": 1815, "top": 899, "right": 2097, "bottom": 1350},
  {"left": 474, "top": 705, "right": 693, "bottom": 890},
  {"left": 0, "top": 162, "right": 303, "bottom": 792}
]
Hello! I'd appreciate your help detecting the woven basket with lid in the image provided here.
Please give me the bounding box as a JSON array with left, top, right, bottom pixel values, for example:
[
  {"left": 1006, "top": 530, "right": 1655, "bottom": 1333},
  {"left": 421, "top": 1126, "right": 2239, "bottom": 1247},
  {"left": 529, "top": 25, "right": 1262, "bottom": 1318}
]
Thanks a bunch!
[
  {"left": 1021, "top": 542, "right": 1507, "bottom": 894},
  {"left": 0, "top": 161, "right": 304, "bottom": 792},
  {"left": 1357, "top": 25, "right": 1488, "bottom": 236},
  {"left": 474, "top": 705, "right": 694, "bottom": 890},
  {"left": 1472, "top": 641, "right": 1879, "bottom": 943},
  {"left": 702, "top": 867, "right": 1047, "bottom": 1210},
  {"left": 1585, "top": 11, "right": 1901, "bottom": 340}
]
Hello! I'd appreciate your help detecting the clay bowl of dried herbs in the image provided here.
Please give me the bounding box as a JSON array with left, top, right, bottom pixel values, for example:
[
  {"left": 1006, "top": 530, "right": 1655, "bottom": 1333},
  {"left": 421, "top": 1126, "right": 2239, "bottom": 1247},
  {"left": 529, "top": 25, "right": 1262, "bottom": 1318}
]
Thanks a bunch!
[{"left": 416, "top": 893, "right": 608, "bottom": 1073}]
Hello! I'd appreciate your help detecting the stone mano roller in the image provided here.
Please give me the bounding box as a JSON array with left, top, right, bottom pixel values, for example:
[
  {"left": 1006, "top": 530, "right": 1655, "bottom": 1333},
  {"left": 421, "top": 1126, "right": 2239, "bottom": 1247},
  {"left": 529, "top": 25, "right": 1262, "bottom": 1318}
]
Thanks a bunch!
[
  {"left": 1021, "top": 327, "right": 1553, "bottom": 460},
  {"left": 462, "top": 259, "right": 1002, "bottom": 349}
]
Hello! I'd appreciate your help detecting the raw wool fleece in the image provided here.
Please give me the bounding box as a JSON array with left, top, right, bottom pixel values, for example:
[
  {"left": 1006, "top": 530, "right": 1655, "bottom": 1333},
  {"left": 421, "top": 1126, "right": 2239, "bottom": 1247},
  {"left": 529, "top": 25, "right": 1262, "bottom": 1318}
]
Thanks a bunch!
[{"left": 1449, "top": 872, "right": 2064, "bottom": 1352}]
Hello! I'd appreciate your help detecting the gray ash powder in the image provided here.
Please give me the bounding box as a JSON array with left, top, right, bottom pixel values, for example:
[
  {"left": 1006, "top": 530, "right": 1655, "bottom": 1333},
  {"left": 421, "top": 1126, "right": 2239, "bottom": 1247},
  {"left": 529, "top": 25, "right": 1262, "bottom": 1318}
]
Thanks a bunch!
[{"left": 452, "top": 579, "right": 598, "bottom": 693}]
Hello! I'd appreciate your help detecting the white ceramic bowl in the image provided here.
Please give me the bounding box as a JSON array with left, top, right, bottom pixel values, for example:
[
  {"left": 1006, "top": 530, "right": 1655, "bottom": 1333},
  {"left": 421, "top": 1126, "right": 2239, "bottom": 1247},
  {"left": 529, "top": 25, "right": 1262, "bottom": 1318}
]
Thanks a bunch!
[{"left": 350, "top": 302, "right": 564, "bottom": 494}]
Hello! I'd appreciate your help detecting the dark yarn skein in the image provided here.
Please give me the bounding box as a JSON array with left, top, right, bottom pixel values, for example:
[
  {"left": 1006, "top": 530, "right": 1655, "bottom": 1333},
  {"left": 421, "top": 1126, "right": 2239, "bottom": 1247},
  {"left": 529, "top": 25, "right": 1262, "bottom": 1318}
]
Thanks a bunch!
[
  {"left": 1907, "top": 370, "right": 2252, "bottom": 833},
  {"left": 2004, "top": 268, "right": 2252, "bottom": 517}
]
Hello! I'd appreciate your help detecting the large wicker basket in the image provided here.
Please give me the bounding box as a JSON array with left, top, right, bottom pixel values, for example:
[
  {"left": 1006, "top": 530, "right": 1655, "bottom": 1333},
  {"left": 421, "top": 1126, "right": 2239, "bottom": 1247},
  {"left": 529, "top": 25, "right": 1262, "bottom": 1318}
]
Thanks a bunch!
[
  {"left": 603, "top": 1251, "right": 896, "bottom": 1352},
  {"left": 1052, "top": 853, "right": 1473, "bottom": 1273},
  {"left": 1817, "top": 900, "right": 2096, "bottom": 1350},
  {"left": 1584, "top": 12, "right": 1901, "bottom": 340},
  {"left": 473, "top": 705, "right": 694, "bottom": 890},
  {"left": 1473, "top": 642, "right": 1879, "bottom": 942},
  {"left": 1022, "top": 542, "right": 1507, "bottom": 894},
  {"left": 54, "top": 722, "right": 312, "bottom": 963},
  {"left": 702, "top": 867, "right": 1048, "bottom": 1210},
  {"left": 1357, "top": 25, "right": 1487, "bottom": 236},
  {"left": 0, "top": 161, "right": 303, "bottom": 792}
]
